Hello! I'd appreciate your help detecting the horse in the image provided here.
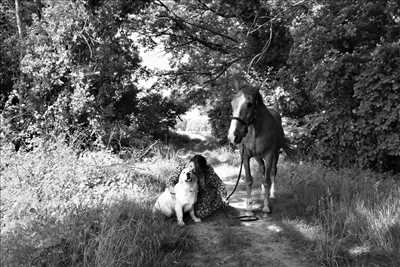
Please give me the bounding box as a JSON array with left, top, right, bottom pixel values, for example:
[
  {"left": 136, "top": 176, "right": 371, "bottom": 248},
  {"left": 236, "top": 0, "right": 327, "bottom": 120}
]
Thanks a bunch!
[{"left": 227, "top": 83, "right": 293, "bottom": 215}]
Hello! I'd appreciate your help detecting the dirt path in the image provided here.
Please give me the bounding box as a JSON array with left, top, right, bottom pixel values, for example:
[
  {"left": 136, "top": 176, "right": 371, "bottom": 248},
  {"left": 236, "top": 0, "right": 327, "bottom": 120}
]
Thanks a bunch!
[{"left": 179, "top": 159, "right": 316, "bottom": 267}]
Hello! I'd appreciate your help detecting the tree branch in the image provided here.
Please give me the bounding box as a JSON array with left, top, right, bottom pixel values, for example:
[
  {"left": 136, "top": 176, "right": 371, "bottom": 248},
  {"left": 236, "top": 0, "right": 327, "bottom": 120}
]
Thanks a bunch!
[
  {"left": 155, "top": 0, "right": 237, "bottom": 50},
  {"left": 154, "top": 29, "right": 231, "bottom": 54},
  {"left": 196, "top": 0, "right": 237, "bottom": 19},
  {"left": 203, "top": 57, "right": 243, "bottom": 84},
  {"left": 15, "top": 0, "right": 24, "bottom": 40},
  {"left": 247, "top": 21, "right": 273, "bottom": 73}
]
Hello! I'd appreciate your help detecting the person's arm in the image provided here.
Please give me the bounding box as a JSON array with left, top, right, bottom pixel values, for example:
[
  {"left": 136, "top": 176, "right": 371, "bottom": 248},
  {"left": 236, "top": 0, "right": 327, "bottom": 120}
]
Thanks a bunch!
[{"left": 207, "top": 167, "right": 227, "bottom": 199}]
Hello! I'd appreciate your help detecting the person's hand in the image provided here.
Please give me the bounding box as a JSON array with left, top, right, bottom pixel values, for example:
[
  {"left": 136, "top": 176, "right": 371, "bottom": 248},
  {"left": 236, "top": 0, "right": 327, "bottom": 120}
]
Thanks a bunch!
[{"left": 222, "top": 197, "right": 229, "bottom": 206}]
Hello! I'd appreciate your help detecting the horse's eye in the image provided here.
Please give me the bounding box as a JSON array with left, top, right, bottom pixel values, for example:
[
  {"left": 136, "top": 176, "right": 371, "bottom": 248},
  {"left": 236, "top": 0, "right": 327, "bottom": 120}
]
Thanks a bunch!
[{"left": 247, "top": 102, "right": 253, "bottom": 108}]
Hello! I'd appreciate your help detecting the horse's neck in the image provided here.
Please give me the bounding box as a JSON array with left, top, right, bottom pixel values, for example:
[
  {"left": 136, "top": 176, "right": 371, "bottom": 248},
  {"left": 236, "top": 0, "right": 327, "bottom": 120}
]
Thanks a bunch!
[{"left": 254, "top": 103, "right": 272, "bottom": 128}]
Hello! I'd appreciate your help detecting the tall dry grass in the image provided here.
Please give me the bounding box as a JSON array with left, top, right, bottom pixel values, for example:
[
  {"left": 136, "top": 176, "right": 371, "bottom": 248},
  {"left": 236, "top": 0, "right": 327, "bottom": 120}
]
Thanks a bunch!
[
  {"left": 277, "top": 161, "right": 400, "bottom": 266},
  {"left": 0, "top": 138, "right": 193, "bottom": 267}
]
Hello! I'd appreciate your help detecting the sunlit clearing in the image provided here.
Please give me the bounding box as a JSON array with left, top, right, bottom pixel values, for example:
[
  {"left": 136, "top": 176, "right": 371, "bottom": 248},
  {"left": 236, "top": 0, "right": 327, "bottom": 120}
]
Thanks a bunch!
[{"left": 175, "top": 106, "right": 212, "bottom": 136}]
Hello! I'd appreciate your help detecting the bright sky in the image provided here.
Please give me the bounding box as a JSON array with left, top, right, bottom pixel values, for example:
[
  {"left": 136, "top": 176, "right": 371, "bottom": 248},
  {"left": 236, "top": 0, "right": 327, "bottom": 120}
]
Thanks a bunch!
[
  {"left": 135, "top": 35, "right": 188, "bottom": 96},
  {"left": 139, "top": 45, "right": 172, "bottom": 71},
  {"left": 137, "top": 41, "right": 172, "bottom": 90}
]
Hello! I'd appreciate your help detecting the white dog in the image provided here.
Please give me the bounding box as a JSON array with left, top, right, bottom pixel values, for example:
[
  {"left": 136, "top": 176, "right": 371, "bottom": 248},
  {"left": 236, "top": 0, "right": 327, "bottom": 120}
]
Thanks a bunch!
[{"left": 153, "top": 165, "right": 201, "bottom": 225}]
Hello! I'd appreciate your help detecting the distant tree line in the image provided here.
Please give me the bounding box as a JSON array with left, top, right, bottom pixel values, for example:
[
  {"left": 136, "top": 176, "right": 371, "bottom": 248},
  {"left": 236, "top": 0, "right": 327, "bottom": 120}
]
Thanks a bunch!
[{"left": 1, "top": 0, "right": 399, "bottom": 171}]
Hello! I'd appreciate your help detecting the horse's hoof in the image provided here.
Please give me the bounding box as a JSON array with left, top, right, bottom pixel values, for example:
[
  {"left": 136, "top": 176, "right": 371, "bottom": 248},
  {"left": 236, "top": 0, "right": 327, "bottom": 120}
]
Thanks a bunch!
[
  {"left": 193, "top": 217, "right": 201, "bottom": 223},
  {"left": 262, "top": 206, "right": 272, "bottom": 214}
]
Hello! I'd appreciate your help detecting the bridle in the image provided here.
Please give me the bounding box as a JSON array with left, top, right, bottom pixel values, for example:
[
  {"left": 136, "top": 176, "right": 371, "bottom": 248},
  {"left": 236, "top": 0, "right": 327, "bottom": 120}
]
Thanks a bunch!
[
  {"left": 230, "top": 113, "right": 255, "bottom": 127},
  {"left": 230, "top": 98, "right": 258, "bottom": 127},
  {"left": 230, "top": 116, "right": 252, "bottom": 126}
]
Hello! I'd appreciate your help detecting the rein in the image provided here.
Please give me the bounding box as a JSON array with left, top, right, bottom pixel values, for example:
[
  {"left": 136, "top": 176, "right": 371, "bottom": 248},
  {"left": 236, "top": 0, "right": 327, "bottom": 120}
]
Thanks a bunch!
[
  {"left": 224, "top": 146, "right": 259, "bottom": 222},
  {"left": 226, "top": 145, "right": 244, "bottom": 201},
  {"left": 226, "top": 114, "right": 253, "bottom": 201},
  {"left": 226, "top": 111, "right": 259, "bottom": 222}
]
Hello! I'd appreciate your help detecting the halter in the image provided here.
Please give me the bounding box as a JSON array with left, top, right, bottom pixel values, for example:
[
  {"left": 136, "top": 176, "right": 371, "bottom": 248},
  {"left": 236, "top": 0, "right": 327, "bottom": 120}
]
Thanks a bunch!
[{"left": 230, "top": 115, "right": 255, "bottom": 127}]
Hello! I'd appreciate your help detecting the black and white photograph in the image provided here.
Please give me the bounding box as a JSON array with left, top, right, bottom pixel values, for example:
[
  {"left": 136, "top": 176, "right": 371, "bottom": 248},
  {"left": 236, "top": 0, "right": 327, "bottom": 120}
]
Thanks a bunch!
[{"left": 1, "top": 0, "right": 399, "bottom": 266}]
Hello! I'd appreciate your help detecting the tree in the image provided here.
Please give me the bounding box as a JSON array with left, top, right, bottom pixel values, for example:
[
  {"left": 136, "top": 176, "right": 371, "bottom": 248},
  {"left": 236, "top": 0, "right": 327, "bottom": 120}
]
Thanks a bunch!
[
  {"left": 129, "top": 0, "right": 307, "bottom": 143},
  {"left": 14, "top": 0, "right": 23, "bottom": 39},
  {"left": 1, "top": 0, "right": 185, "bottom": 151},
  {"left": 277, "top": 0, "right": 400, "bottom": 170}
]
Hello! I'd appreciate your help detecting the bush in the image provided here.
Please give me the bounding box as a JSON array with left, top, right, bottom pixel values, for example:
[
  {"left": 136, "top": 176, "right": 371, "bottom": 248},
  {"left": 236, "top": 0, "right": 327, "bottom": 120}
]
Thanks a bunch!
[
  {"left": 135, "top": 93, "right": 186, "bottom": 139},
  {"left": 208, "top": 95, "right": 232, "bottom": 144}
]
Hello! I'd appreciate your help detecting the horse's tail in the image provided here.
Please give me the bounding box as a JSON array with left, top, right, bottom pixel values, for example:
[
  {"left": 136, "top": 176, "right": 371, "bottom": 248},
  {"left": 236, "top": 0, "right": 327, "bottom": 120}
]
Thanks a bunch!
[{"left": 281, "top": 136, "right": 296, "bottom": 160}]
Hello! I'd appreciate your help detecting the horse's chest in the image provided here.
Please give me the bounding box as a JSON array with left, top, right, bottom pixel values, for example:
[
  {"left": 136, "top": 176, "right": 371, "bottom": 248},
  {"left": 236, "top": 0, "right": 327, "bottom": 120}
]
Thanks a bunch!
[{"left": 243, "top": 126, "right": 272, "bottom": 156}]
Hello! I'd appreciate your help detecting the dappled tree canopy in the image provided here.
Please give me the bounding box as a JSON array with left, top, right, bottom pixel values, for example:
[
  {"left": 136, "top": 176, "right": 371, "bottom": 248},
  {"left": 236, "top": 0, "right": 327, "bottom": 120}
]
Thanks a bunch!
[{"left": 1, "top": 0, "right": 399, "bottom": 171}]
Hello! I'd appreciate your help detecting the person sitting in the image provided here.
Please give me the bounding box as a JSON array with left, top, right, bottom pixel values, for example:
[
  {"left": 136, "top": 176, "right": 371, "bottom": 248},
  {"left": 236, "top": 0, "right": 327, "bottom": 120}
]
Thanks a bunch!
[{"left": 167, "top": 154, "right": 228, "bottom": 219}]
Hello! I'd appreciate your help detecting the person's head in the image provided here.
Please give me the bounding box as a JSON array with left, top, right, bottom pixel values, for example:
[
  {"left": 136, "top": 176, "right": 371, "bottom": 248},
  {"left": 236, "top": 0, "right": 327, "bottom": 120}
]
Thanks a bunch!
[
  {"left": 189, "top": 154, "right": 208, "bottom": 175},
  {"left": 187, "top": 154, "right": 208, "bottom": 188}
]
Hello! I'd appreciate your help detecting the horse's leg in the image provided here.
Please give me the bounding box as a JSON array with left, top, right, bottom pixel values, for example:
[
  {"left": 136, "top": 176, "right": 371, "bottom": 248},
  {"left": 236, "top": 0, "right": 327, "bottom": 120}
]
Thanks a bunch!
[
  {"left": 243, "top": 152, "right": 253, "bottom": 212},
  {"left": 270, "top": 150, "right": 279, "bottom": 199},
  {"left": 255, "top": 157, "right": 266, "bottom": 194},
  {"left": 262, "top": 151, "right": 273, "bottom": 214}
]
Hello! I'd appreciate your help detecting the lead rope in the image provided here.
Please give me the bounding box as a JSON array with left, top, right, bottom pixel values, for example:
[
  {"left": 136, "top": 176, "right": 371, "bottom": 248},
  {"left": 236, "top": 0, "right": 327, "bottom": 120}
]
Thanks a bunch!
[
  {"left": 225, "top": 145, "right": 244, "bottom": 201},
  {"left": 224, "top": 146, "right": 259, "bottom": 222}
]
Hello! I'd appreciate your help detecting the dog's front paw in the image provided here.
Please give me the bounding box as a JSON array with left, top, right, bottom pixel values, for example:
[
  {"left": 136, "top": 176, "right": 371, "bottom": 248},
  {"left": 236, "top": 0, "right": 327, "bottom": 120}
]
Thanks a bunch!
[{"left": 177, "top": 220, "right": 185, "bottom": 226}]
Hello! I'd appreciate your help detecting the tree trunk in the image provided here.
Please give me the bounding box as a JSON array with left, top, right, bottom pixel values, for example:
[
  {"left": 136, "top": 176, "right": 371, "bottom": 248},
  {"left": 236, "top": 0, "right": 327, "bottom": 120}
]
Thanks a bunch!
[{"left": 15, "top": 0, "right": 23, "bottom": 40}]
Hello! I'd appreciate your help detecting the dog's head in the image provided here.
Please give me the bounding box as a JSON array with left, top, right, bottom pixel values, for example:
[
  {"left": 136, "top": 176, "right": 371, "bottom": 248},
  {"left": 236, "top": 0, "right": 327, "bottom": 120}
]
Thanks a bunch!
[{"left": 179, "top": 163, "right": 199, "bottom": 184}]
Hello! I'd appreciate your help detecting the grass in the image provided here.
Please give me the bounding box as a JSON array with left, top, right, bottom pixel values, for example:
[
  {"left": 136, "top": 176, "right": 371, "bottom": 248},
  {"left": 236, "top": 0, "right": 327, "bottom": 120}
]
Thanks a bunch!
[
  {"left": 0, "top": 138, "right": 193, "bottom": 267},
  {"left": 174, "top": 112, "right": 400, "bottom": 266},
  {"left": 276, "top": 161, "right": 400, "bottom": 266},
  {"left": 1, "top": 131, "right": 399, "bottom": 267},
  {"left": 218, "top": 225, "right": 251, "bottom": 252},
  {"left": 178, "top": 136, "right": 400, "bottom": 266}
]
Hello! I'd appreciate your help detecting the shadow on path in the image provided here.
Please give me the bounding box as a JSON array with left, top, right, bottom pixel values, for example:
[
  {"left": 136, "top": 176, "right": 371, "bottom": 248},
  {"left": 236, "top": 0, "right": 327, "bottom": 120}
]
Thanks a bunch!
[{"left": 174, "top": 133, "right": 317, "bottom": 267}]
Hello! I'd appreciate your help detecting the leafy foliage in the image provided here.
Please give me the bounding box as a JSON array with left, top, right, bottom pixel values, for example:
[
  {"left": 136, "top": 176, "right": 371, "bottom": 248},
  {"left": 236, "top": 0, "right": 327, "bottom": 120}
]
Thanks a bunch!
[
  {"left": 207, "top": 92, "right": 232, "bottom": 144},
  {"left": 1, "top": 0, "right": 184, "bottom": 151},
  {"left": 1, "top": 0, "right": 399, "bottom": 171},
  {"left": 277, "top": 0, "right": 400, "bottom": 170}
]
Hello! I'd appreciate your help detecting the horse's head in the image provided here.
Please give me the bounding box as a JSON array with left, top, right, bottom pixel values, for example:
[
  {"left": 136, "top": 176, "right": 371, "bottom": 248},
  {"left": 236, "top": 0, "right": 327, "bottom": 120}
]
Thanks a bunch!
[{"left": 228, "top": 85, "right": 261, "bottom": 145}]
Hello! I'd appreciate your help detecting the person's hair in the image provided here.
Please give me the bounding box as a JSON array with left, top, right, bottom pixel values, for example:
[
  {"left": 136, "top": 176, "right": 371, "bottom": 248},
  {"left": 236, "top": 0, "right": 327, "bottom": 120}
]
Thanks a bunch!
[{"left": 189, "top": 154, "right": 208, "bottom": 175}]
